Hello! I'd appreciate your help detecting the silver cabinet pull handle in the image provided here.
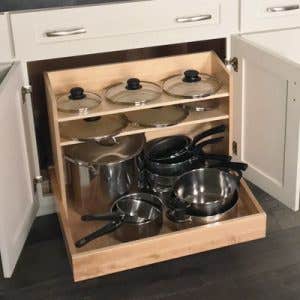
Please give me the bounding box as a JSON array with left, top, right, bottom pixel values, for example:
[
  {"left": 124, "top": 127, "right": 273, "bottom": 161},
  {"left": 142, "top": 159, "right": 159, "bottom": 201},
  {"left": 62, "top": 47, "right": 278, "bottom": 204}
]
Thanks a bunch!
[
  {"left": 46, "top": 27, "right": 86, "bottom": 37},
  {"left": 176, "top": 15, "right": 212, "bottom": 23},
  {"left": 266, "top": 4, "right": 299, "bottom": 12}
]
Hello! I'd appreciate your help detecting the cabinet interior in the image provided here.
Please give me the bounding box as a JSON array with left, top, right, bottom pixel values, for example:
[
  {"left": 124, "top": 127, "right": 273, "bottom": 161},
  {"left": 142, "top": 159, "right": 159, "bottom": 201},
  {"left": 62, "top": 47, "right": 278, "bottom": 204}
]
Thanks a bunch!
[{"left": 43, "top": 47, "right": 267, "bottom": 282}]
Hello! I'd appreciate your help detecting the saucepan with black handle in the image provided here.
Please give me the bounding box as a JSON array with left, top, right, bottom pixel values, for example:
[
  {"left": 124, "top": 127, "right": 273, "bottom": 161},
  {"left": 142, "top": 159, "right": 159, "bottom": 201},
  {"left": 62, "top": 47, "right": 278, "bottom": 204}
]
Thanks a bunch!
[{"left": 75, "top": 193, "right": 163, "bottom": 248}]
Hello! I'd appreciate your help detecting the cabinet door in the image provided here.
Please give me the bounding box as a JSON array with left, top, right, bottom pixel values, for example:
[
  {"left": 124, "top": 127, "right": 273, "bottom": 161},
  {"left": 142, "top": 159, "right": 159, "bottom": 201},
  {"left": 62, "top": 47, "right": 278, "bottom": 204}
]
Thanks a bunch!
[
  {"left": 231, "top": 34, "right": 300, "bottom": 211},
  {"left": 0, "top": 63, "right": 39, "bottom": 277}
]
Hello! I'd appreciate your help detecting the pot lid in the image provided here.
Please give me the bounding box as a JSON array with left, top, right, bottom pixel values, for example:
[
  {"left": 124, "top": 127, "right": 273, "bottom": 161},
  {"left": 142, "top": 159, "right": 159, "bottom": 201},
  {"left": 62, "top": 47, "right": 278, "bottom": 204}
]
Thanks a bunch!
[
  {"left": 60, "top": 115, "right": 128, "bottom": 141},
  {"left": 125, "top": 106, "right": 188, "bottom": 128},
  {"left": 57, "top": 87, "right": 102, "bottom": 114},
  {"left": 65, "top": 134, "right": 145, "bottom": 165},
  {"left": 183, "top": 100, "right": 219, "bottom": 112},
  {"left": 104, "top": 78, "right": 162, "bottom": 105},
  {"left": 163, "top": 70, "right": 222, "bottom": 99}
]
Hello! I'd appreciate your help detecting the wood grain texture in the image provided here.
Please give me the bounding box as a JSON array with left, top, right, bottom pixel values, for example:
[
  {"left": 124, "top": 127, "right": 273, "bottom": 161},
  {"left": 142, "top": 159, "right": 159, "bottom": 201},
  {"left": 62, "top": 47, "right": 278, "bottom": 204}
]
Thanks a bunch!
[{"left": 50, "top": 168, "right": 266, "bottom": 282}]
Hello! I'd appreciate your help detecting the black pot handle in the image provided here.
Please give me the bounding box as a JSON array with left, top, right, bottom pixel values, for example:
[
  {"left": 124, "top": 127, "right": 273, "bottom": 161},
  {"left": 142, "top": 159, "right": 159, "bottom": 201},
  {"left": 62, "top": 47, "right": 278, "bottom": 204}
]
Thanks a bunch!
[
  {"left": 200, "top": 153, "right": 232, "bottom": 162},
  {"left": 75, "top": 221, "right": 122, "bottom": 248},
  {"left": 216, "top": 162, "right": 248, "bottom": 185},
  {"left": 81, "top": 212, "right": 124, "bottom": 222},
  {"left": 192, "top": 136, "right": 224, "bottom": 155},
  {"left": 191, "top": 124, "right": 226, "bottom": 147}
]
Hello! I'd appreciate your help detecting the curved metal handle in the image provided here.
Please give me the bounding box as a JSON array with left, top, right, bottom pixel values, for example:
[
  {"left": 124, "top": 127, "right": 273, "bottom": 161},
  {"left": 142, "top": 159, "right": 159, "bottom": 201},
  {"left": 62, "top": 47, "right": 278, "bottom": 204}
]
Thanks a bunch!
[
  {"left": 176, "top": 15, "right": 212, "bottom": 23},
  {"left": 266, "top": 5, "right": 299, "bottom": 12},
  {"left": 46, "top": 27, "right": 86, "bottom": 37}
]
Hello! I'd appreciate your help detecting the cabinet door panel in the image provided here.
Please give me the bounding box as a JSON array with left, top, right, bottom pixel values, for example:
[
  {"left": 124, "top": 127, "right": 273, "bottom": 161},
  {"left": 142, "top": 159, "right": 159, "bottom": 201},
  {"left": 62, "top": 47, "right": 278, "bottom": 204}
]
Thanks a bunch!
[
  {"left": 0, "top": 63, "right": 39, "bottom": 277},
  {"left": 232, "top": 35, "right": 300, "bottom": 211}
]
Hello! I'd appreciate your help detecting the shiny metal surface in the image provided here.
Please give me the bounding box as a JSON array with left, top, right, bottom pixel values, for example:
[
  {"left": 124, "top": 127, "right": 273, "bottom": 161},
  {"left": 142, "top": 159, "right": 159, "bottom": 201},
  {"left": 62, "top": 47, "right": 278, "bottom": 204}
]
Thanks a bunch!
[
  {"left": 65, "top": 135, "right": 145, "bottom": 214},
  {"left": 266, "top": 5, "right": 299, "bottom": 12},
  {"left": 115, "top": 193, "right": 162, "bottom": 223},
  {"left": 75, "top": 193, "right": 163, "bottom": 247},
  {"left": 176, "top": 15, "right": 212, "bottom": 23},
  {"left": 174, "top": 168, "right": 239, "bottom": 216},
  {"left": 167, "top": 195, "right": 239, "bottom": 231},
  {"left": 46, "top": 27, "right": 87, "bottom": 37}
]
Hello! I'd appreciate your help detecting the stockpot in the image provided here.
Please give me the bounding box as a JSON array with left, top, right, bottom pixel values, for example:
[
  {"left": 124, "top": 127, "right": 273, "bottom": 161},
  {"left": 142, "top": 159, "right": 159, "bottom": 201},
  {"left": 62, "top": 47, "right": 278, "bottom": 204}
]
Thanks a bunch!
[{"left": 65, "top": 134, "right": 145, "bottom": 215}]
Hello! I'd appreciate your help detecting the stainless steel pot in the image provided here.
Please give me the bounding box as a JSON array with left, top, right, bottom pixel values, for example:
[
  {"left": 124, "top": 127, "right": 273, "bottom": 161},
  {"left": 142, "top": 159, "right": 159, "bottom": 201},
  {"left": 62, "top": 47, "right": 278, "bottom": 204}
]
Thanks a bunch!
[
  {"left": 75, "top": 193, "right": 163, "bottom": 247},
  {"left": 166, "top": 192, "right": 239, "bottom": 231},
  {"left": 65, "top": 134, "right": 145, "bottom": 215},
  {"left": 173, "top": 164, "right": 247, "bottom": 216}
]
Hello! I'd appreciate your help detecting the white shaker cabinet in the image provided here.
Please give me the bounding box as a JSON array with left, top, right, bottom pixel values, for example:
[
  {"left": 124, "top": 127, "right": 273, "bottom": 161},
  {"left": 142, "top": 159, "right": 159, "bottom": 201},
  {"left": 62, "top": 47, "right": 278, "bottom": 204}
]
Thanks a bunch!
[
  {"left": 0, "top": 63, "right": 41, "bottom": 277},
  {"left": 241, "top": 0, "right": 300, "bottom": 33},
  {"left": 232, "top": 28, "right": 300, "bottom": 211}
]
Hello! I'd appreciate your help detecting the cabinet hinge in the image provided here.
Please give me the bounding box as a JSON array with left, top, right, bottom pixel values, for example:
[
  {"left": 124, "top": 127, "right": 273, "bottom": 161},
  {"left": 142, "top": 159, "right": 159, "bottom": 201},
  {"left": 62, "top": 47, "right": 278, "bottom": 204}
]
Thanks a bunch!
[
  {"left": 225, "top": 57, "right": 238, "bottom": 72},
  {"left": 232, "top": 141, "right": 238, "bottom": 155},
  {"left": 33, "top": 176, "right": 43, "bottom": 192},
  {"left": 21, "top": 85, "right": 32, "bottom": 104}
]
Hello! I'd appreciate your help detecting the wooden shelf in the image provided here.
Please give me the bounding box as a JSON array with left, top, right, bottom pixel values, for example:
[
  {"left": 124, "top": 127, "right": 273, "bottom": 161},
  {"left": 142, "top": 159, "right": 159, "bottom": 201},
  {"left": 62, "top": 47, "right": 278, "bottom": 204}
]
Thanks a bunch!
[
  {"left": 60, "top": 107, "right": 229, "bottom": 147},
  {"left": 57, "top": 85, "right": 229, "bottom": 123}
]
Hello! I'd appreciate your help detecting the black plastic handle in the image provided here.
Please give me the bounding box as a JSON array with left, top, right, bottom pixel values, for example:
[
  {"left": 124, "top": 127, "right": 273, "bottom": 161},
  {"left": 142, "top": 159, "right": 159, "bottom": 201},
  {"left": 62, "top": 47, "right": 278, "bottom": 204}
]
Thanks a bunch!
[
  {"left": 81, "top": 212, "right": 124, "bottom": 222},
  {"left": 183, "top": 70, "right": 201, "bottom": 83},
  {"left": 215, "top": 162, "right": 248, "bottom": 185},
  {"left": 75, "top": 221, "right": 122, "bottom": 248},
  {"left": 191, "top": 124, "right": 226, "bottom": 147},
  {"left": 192, "top": 136, "right": 224, "bottom": 155},
  {"left": 69, "top": 87, "right": 86, "bottom": 100}
]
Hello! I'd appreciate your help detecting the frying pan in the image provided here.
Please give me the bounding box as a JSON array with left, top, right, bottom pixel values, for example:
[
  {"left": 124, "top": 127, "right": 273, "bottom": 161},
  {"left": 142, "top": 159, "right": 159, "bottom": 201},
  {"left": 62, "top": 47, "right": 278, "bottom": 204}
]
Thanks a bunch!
[
  {"left": 145, "top": 136, "right": 231, "bottom": 176},
  {"left": 145, "top": 124, "right": 226, "bottom": 162}
]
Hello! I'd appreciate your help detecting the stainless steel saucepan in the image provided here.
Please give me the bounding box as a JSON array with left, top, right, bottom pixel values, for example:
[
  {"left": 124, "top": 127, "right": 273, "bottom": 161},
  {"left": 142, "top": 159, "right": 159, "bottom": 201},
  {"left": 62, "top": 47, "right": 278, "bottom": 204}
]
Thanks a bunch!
[
  {"left": 75, "top": 193, "right": 163, "bottom": 247},
  {"left": 172, "top": 162, "right": 248, "bottom": 216}
]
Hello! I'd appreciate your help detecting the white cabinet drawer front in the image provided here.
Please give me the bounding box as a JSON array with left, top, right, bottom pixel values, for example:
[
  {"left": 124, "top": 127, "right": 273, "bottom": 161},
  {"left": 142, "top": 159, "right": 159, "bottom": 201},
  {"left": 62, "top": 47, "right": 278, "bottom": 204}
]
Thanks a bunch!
[
  {"left": 0, "top": 14, "right": 13, "bottom": 61},
  {"left": 241, "top": 0, "right": 300, "bottom": 33},
  {"left": 11, "top": 0, "right": 238, "bottom": 61}
]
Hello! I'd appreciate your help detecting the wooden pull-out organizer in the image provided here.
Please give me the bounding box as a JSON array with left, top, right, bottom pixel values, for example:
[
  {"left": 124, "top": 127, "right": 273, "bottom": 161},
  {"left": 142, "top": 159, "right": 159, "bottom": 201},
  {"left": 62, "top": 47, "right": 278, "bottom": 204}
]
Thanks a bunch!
[{"left": 45, "top": 51, "right": 267, "bottom": 282}]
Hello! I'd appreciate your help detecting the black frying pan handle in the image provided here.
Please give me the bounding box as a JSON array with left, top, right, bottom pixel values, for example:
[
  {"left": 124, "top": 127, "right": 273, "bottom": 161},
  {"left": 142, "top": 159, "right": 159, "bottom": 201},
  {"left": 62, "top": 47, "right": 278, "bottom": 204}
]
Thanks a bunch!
[
  {"left": 191, "top": 124, "right": 226, "bottom": 147},
  {"left": 81, "top": 212, "right": 124, "bottom": 222},
  {"left": 200, "top": 153, "right": 232, "bottom": 162},
  {"left": 75, "top": 221, "right": 122, "bottom": 248},
  {"left": 215, "top": 162, "right": 248, "bottom": 171},
  {"left": 192, "top": 136, "right": 224, "bottom": 154}
]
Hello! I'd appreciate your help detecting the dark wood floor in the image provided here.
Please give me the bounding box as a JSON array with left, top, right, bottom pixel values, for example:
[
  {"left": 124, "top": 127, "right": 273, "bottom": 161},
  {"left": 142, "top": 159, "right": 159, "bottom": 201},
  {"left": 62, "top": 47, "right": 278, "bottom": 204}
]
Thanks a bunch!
[{"left": 2, "top": 183, "right": 300, "bottom": 300}]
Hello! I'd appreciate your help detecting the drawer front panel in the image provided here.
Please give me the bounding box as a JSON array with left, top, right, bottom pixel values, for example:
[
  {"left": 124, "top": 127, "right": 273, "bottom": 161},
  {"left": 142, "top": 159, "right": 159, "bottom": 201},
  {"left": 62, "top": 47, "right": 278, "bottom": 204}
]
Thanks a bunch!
[
  {"left": 0, "top": 14, "right": 13, "bottom": 61},
  {"left": 241, "top": 0, "right": 300, "bottom": 33},
  {"left": 11, "top": 0, "right": 238, "bottom": 61}
]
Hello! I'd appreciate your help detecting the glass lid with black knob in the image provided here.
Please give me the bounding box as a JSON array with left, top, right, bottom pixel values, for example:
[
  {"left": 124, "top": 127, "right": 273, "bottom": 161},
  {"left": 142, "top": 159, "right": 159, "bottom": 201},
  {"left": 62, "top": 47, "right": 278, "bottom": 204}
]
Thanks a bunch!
[
  {"left": 163, "top": 70, "right": 222, "bottom": 99},
  {"left": 59, "top": 115, "right": 128, "bottom": 142},
  {"left": 104, "top": 78, "right": 162, "bottom": 105},
  {"left": 57, "top": 87, "right": 102, "bottom": 114}
]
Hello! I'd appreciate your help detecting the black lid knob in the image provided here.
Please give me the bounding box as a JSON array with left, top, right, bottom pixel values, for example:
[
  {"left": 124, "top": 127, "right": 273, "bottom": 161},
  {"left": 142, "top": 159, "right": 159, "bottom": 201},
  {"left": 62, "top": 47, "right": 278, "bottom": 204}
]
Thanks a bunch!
[
  {"left": 69, "top": 87, "right": 86, "bottom": 100},
  {"left": 126, "top": 78, "right": 142, "bottom": 90},
  {"left": 183, "top": 70, "right": 201, "bottom": 83}
]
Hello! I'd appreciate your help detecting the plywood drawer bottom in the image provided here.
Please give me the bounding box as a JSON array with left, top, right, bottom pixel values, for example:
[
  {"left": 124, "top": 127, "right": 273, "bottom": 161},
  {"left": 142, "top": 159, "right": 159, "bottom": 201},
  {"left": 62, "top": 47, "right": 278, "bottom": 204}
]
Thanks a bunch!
[{"left": 50, "top": 170, "right": 266, "bottom": 282}]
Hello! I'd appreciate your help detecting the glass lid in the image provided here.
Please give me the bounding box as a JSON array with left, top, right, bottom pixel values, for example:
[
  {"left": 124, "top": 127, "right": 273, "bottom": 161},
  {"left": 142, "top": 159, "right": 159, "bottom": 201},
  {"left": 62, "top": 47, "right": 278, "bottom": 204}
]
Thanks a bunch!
[
  {"left": 163, "top": 70, "right": 222, "bottom": 99},
  {"left": 183, "top": 100, "right": 219, "bottom": 112},
  {"left": 104, "top": 78, "right": 162, "bottom": 105},
  {"left": 60, "top": 115, "right": 128, "bottom": 142},
  {"left": 65, "top": 134, "right": 145, "bottom": 165},
  {"left": 125, "top": 106, "right": 189, "bottom": 128},
  {"left": 57, "top": 87, "right": 102, "bottom": 114}
]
